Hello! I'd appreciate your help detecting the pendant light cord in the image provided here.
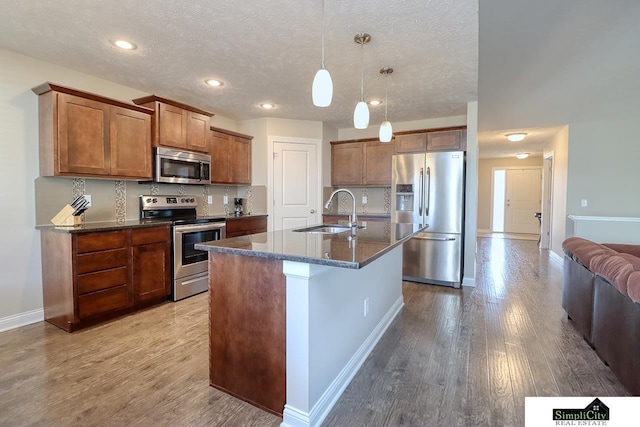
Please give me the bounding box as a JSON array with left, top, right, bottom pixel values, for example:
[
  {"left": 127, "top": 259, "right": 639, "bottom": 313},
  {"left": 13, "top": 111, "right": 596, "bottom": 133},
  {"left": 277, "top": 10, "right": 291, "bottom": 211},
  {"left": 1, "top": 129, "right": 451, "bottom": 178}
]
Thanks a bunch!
[
  {"left": 360, "top": 41, "right": 365, "bottom": 101},
  {"left": 321, "top": 0, "right": 325, "bottom": 68},
  {"left": 384, "top": 74, "right": 388, "bottom": 120}
]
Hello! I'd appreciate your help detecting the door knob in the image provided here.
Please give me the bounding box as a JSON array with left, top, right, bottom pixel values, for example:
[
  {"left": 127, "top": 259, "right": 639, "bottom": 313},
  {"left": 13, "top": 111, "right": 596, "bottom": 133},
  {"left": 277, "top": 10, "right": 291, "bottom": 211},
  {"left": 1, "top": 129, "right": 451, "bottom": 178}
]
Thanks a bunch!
[{"left": 310, "top": 209, "right": 316, "bottom": 213}]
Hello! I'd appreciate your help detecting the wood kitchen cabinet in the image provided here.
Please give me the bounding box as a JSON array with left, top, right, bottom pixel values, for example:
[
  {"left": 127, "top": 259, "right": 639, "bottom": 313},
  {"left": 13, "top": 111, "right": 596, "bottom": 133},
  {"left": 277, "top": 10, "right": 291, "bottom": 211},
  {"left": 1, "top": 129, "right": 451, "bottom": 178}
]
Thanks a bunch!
[
  {"left": 131, "top": 227, "right": 171, "bottom": 304},
  {"left": 363, "top": 141, "right": 395, "bottom": 185},
  {"left": 394, "top": 133, "right": 427, "bottom": 153},
  {"left": 33, "top": 83, "right": 153, "bottom": 180},
  {"left": 209, "top": 127, "right": 253, "bottom": 184},
  {"left": 40, "top": 225, "right": 171, "bottom": 332},
  {"left": 427, "top": 129, "right": 465, "bottom": 151},
  {"left": 133, "top": 95, "right": 213, "bottom": 153},
  {"left": 225, "top": 215, "right": 268, "bottom": 238},
  {"left": 331, "top": 142, "right": 364, "bottom": 186}
]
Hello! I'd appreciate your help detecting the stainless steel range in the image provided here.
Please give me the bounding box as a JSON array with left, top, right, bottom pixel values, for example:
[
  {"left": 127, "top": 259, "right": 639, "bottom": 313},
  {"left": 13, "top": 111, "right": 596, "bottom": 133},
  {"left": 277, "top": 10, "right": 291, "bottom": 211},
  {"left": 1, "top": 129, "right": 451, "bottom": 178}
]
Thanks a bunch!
[{"left": 140, "top": 195, "right": 226, "bottom": 301}]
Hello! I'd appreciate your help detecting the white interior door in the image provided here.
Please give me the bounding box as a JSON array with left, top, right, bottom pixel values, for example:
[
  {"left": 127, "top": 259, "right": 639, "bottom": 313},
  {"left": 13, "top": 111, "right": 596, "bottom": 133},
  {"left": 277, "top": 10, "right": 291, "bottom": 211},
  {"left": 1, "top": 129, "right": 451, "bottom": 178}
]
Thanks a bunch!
[
  {"left": 273, "top": 141, "right": 319, "bottom": 231},
  {"left": 504, "top": 168, "right": 542, "bottom": 234}
]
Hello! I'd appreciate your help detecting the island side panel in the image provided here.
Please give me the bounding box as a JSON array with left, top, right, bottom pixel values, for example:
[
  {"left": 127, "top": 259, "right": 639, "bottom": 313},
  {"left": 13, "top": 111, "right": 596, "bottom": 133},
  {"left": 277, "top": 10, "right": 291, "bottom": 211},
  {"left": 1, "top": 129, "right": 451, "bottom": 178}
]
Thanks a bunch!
[{"left": 208, "top": 252, "right": 286, "bottom": 416}]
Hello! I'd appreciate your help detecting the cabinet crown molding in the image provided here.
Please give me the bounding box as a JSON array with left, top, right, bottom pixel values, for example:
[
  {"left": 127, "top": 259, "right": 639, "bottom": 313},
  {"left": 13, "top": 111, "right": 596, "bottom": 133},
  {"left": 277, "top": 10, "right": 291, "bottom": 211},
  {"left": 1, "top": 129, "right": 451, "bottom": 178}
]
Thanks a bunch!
[{"left": 132, "top": 95, "right": 214, "bottom": 117}]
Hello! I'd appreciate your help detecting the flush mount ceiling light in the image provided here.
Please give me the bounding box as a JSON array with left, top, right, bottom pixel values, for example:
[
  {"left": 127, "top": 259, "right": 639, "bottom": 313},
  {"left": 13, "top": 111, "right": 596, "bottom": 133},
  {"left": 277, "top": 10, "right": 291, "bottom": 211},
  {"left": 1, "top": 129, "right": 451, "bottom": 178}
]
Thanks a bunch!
[
  {"left": 379, "top": 67, "right": 394, "bottom": 143},
  {"left": 516, "top": 152, "right": 530, "bottom": 159},
  {"left": 506, "top": 132, "right": 527, "bottom": 142},
  {"left": 111, "top": 39, "right": 137, "bottom": 50},
  {"left": 204, "top": 79, "right": 224, "bottom": 87},
  {"left": 368, "top": 100, "right": 382, "bottom": 106},
  {"left": 312, "top": 0, "right": 333, "bottom": 107},
  {"left": 260, "top": 103, "right": 275, "bottom": 109},
  {"left": 353, "top": 33, "right": 371, "bottom": 129}
]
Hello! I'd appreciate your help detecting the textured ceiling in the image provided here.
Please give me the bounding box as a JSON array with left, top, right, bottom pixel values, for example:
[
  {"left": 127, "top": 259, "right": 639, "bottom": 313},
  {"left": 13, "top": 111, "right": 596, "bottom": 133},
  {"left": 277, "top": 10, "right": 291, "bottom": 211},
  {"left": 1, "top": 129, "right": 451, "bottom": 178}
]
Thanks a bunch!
[{"left": 0, "top": 0, "right": 478, "bottom": 129}]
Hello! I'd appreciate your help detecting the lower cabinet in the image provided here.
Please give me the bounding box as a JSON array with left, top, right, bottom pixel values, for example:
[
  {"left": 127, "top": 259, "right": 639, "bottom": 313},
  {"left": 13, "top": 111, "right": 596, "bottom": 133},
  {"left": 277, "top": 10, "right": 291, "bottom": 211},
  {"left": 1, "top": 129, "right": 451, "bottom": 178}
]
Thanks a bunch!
[
  {"left": 41, "top": 225, "right": 171, "bottom": 332},
  {"left": 225, "top": 215, "right": 268, "bottom": 238}
]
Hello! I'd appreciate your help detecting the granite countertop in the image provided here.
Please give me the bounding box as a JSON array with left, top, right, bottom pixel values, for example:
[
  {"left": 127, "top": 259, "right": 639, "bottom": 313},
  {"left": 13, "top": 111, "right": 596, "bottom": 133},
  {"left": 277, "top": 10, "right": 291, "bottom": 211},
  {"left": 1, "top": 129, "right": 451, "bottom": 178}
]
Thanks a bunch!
[
  {"left": 195, "top": 221, "right": 427, "bottom": 269},
  {"left": 36, "top": 219, "right": 173, "bottom": 234},
  {"left": 323, "top": 213, "right": 391, "bottom": 219}
]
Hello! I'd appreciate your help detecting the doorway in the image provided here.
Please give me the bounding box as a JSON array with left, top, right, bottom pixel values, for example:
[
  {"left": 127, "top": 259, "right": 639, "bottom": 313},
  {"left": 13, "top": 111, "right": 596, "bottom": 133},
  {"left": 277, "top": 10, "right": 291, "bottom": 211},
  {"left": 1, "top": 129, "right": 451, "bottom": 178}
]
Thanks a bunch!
[
  {"left": 491, "top": 167, "right": 542, "bottom": 234},
  {"left": 269, "top": 137, "right": 321, "bottom": 232},
  {"left": 540, "top": 153, "right": 554, "bottom": 249}
]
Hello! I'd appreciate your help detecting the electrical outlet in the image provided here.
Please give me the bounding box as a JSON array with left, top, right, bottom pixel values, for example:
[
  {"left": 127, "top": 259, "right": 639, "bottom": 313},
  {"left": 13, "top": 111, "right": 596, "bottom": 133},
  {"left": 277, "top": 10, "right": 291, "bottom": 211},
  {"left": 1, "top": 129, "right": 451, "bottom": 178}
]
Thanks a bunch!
[
  {"left": 84, "top": 195, "right": 92, "bottom": 207},
  {"left": 581, "top": 199, "right": 588, "bottom": 207},
  {"left": 363, "top": 298, "right": 369, "bottom": 317},
  {"left": 362, "top": 195, "right": 368, "bottom": 204},
  {"left": 223, "top": 195, "right": 228, "bottom": 205},
  {"left": 207, "top": 195, "right": 213, "bottom": 204}
]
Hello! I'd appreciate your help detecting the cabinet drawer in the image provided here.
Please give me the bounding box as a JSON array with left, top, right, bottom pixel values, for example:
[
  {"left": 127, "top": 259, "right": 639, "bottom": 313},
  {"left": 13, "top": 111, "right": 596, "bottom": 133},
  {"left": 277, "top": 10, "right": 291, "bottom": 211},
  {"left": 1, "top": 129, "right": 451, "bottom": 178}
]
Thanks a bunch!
[
  {"left": 131, "top": 226, "right": 170, "bottom": 246},
  {"left": 77, "top": 285, "right": 131, "bottom": 319},
  {"left": 77, "top": 266, "right": 128, "bottom": 295},
  {"left": 226, "top": 217, "right": 267, "bottom": 235},
  {"left": 76, "top": 231, "right": 128, "bottom": 253},
  {"left": 77, "top": 248, "right": 128, "bottom": 274}
]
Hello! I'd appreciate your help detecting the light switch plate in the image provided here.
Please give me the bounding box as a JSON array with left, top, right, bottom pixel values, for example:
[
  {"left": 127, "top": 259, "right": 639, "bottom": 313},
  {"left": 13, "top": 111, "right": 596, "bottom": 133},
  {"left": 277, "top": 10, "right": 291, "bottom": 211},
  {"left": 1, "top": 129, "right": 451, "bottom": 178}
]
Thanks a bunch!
[
  {"left": 223, "top": 195, "right": 228, "bottom": 205},
  {"left": 581, "top": 199, "right": 588, "bottom": 207},
  {"left": 207, "top": 195, "right": 213, "bottom": 204},
  {"left": 84, "top": 195, "right": 92, "bottom": 207},
  {"left": 362, "top": 196, "right": 368, "bottom": 204}
]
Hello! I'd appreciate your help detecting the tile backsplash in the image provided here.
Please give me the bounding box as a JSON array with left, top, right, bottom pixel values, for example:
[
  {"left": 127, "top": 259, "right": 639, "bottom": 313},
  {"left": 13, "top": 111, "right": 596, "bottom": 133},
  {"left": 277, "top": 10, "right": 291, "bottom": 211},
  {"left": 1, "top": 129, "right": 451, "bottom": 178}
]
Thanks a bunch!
[
  {"left": 323, "top": 186, "right": 391, "bottom": 216},
  {"left": 34, "top": 177, "right": 268, "bottom": 225}
]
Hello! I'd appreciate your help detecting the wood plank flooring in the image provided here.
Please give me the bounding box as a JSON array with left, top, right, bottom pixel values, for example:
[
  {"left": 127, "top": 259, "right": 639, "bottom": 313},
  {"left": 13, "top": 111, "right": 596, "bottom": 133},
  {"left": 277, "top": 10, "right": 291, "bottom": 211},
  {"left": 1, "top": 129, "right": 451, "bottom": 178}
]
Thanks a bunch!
[{"left": 0, "top": 237, "right": 629, "bottom": 426}]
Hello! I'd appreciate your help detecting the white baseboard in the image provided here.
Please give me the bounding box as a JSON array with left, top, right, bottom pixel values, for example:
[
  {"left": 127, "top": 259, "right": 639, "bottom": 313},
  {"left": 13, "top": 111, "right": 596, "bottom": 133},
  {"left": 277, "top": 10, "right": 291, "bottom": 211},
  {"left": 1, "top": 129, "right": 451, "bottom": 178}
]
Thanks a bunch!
[
  {"left": 281, "top": 295, "right": 404, "bottom": 427},
  {"left": 462, "top": 276, "right": 476, "bottom": 287},
  {"left": 548, "top": 250, "right": 563, "bottom": 267},
  {"left": 0, "top": 309, "right": 44, "bottom": 333}
]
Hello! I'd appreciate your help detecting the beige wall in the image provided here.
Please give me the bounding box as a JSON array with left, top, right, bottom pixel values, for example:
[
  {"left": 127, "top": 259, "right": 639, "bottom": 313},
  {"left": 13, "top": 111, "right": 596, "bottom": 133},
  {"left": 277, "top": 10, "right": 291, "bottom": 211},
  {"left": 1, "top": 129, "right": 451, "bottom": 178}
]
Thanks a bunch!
[
  {"left": 545, "top": 126, "right": 569, "bottom": 258},
  {"left": 476, "top": 156, "right": 544, "bottom": 230}
]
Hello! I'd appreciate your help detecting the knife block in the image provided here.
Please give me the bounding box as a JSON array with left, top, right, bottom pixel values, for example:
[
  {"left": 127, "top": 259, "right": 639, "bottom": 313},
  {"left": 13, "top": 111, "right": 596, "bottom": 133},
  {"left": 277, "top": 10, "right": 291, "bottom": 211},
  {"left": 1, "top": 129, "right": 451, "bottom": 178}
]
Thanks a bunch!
[{"left": 51, "top": 204, "right": 82, "bottom": 227}]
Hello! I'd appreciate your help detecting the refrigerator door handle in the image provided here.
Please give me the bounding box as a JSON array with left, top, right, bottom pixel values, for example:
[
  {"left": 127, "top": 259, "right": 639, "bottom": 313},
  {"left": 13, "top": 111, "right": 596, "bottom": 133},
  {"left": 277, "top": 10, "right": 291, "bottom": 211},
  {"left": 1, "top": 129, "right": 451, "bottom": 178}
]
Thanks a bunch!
[
  {"left": 425, "top": 166, "right": 431, "bottom": 216},
  {"left": 413, "top": 236, "right": 456, "bottom": 241},
  {"left": 419, "top": 167, "right": 424, "bottom": 216}
]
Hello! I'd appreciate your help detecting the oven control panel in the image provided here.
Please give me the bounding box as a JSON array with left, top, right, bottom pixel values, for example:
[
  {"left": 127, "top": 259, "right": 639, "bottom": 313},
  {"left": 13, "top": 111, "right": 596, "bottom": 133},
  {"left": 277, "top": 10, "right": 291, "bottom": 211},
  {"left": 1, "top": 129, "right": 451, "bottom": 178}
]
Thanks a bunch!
[{"left": 140, "top": 195, "right": 198, "bottom": 210}]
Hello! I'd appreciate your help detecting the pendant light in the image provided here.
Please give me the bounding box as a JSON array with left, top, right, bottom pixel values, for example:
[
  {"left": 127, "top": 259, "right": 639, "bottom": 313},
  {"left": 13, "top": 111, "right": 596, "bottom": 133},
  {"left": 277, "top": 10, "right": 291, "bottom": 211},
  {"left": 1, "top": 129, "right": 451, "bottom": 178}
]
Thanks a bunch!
[
  {"left": 312, "top": 0, "right": 333, "bottom": 107},
  {"left": 353, "top": 33, "right": 371, "bottom": 129},
  {"left": 379, "top": 67, "right": 393, "bottom": 142}
]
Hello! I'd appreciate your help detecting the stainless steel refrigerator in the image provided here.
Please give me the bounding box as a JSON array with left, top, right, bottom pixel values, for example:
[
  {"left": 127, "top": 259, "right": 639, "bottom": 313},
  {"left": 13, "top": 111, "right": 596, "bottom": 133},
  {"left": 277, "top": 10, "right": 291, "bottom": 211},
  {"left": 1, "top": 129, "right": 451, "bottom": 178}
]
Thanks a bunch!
[{"left": 391, "top": 151, "right": 465, "bottom": 288}]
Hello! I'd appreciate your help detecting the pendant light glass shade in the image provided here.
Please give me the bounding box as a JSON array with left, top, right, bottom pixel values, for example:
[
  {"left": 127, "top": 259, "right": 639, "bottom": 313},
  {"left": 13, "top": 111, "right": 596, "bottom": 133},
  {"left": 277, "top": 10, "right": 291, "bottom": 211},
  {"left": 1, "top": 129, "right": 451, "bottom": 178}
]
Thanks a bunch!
[
  {"left": 379, "top": 120, "right": 393, "bottom": 142},
  {"left": 312, "top": 0, "right": 332, "bottom": 107},
  {"left": 312, "top": 68, "right": 333, "bottom": 107},
  {"left": 354, "top": 101, "right": 370, "bottom": 129}
]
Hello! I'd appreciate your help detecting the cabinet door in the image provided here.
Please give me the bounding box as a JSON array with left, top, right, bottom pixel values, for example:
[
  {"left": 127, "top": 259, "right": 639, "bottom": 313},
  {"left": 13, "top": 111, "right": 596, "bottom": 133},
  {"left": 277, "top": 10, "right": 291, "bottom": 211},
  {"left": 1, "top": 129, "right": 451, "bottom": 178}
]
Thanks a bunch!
[
  {"left": 158, "top": 103, "right": 187, "bottom": 149},
  {"left": 186, "top": 111, "right": 210, "bottom": 152},
  {"left": 395, "top": 133, "right": 427, "bottom": 153},
  {"left": 363, "top": 141, "right": 395, "bottom": 185},
  {"left": 209, "top": 130, "right": 231, "bottom": 183},
  {"left": 109, "top": 106, "right": 152, "bottom": 179},
  {"left": 331, "top": 143, "right": 363, "bottom": 186},
  {"left": 229, "top": 136, "right": 251, "bottom": 184},
  {"left": 427, "top": 130, "right": 461, "bottom": 151},
  {"left": 132, "top": 241, "right": 171, "bottom": 302},
  {"left": 57, "top": 93, "right": 110, "bottom": 175}
]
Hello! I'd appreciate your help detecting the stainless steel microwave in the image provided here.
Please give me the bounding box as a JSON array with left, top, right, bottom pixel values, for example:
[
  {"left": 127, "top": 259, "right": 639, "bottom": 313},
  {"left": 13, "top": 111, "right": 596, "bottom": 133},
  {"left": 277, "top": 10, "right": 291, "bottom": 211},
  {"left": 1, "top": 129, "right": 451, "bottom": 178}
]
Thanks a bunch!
[{"left": 154, "top": 147, "right": 211, "bottom": 185}]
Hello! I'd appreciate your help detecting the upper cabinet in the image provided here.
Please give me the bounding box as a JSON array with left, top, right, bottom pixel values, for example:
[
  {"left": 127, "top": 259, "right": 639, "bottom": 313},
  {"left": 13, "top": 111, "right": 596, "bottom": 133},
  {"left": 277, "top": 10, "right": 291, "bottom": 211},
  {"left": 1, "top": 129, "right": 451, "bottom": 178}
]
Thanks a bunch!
[
  {"left": 209, "top": 127, "right": 252, "bottom": 185},
  {"left": 331, "top": 142, "right": 364, "bottom": 186},
  {"left": 426, "top": 129, "right": 465, "bottom": 151},
  {"left": 363, "top": 141, "right": 395, "bottom": 185},
  {"left": 33, "top": 83, "right": 154, "bottom": 180},
  {"left": 132, "top": 95, "right": 213, "bottom": 153},
  {"left": 394, "top": 133, "right": 427, "bottom": 153}
]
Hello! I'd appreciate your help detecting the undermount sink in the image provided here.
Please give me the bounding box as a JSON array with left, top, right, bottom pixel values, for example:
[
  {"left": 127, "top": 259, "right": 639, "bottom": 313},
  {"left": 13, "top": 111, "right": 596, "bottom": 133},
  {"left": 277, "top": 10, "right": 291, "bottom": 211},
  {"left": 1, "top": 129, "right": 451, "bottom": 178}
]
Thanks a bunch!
[{"left": 293, "top": 224, "right": 352, "bottom": 234}]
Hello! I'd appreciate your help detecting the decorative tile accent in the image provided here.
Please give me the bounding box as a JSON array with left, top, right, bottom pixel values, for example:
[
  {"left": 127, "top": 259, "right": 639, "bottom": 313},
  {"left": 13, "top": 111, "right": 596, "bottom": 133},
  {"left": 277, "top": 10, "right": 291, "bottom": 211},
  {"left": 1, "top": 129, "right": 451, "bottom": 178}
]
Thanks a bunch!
[
  {"left": 202, "top": 185, "right": 210, "bottom": 216},
  {"left": 223, "top": 186, "right": 230, "bottom": 215},
  {"left": 384, "top": 221, "right": 391, "bottom": 239},
  {"left": 178, "top": 184, "right": 185, "bottom": 195},
  {"left": 384, "top": 187, "right": 391, "bottom": 215},
  {"left": 115, "top": 180, "right": 126, "bottom": 223},
  {"left": 361, "top": 188, "right": 369, "bottom": 215},
  {"left": 150, "top": 182, "right": 159, "bottom": 196},
  {"left": 72, "top": 178, "right": 85, "bottom": 198},
  {"left": 338, "top": 192, "right": 349, "bottom": 215},
  {"left": 246, "top": 187, "right": 253, "bottom": 215}
]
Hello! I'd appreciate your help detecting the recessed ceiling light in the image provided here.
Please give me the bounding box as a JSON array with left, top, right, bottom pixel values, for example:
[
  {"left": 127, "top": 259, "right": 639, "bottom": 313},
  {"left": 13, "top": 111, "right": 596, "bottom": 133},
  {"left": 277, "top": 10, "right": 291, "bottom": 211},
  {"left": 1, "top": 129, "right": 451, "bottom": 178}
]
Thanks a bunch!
[
  {"left": 516, "top": 153, "right": 530, "bottom": 159},
  {"left": 205, "top": 79, "right": 224, "bottom": 87},
  {"left": 368, "top": 100, "right": 382, "bottom": 106},
  {"left": 260, "top": 103, "right": 275, "bottom": 109},
  {"left": 111, "top": 39, "right": 137, "bottom": 50},
  {"left": 506, "top": 132, "right": 527, "bottom": 142}
]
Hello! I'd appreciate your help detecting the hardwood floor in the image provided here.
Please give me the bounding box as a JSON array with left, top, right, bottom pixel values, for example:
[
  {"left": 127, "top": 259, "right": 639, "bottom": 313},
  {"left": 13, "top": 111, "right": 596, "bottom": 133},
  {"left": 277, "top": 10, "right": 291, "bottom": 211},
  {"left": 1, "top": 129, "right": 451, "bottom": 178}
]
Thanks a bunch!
[{"left": 0, "top": 237, "right": 628, "bottom": 426}]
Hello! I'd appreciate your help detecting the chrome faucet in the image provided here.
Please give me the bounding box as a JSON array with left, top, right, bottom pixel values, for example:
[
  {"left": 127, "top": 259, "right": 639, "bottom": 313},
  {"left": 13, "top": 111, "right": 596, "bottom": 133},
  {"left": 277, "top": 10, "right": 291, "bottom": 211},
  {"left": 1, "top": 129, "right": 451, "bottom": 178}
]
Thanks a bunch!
[{"left": 324, "top": 188, "right": 358, "bottom": 232}]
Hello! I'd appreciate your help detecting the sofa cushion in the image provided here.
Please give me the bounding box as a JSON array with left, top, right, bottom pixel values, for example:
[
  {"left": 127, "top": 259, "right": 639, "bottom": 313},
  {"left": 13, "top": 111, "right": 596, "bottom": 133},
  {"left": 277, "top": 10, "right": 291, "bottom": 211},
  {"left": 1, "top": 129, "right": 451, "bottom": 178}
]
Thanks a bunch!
[
  {"left": 603, "top": 243, "right": 640, "bottom": 259},
  {"left": 590, "top": 253, "right": 640, "bottom": 295},
  {"left": 562, "top": 237, "right": 616, "bottom": 268}
]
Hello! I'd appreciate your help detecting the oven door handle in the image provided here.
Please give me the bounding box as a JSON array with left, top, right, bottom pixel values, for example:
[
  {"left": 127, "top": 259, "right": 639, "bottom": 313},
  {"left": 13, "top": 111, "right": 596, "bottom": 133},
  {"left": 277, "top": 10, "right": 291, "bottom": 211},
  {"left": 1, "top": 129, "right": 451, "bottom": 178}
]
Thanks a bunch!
[{"left": 175, "top": 223, "right": 226, "bottom": 233}]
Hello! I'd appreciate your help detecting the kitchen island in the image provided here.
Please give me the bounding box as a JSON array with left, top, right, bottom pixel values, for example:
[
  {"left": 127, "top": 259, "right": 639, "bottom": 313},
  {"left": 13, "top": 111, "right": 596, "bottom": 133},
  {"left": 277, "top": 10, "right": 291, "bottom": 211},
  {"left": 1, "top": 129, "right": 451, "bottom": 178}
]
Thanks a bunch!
[{"left": 195, "top": 221, "right": 426, "bottom": 427}]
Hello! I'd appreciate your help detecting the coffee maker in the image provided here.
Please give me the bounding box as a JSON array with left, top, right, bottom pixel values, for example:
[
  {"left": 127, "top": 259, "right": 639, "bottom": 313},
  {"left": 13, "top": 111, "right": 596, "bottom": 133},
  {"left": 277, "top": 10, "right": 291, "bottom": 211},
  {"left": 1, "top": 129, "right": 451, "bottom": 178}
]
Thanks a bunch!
[{"left": 234, "top": 198, "right": 244, "bottom": 216}]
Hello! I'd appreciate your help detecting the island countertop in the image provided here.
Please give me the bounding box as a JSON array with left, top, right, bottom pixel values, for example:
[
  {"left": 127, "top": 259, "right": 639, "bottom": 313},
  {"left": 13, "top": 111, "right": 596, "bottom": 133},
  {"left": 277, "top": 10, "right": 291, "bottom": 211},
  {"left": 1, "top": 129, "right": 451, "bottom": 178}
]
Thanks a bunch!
[{"left": 195, "top": 221, "right": 427, "bottom": 269}]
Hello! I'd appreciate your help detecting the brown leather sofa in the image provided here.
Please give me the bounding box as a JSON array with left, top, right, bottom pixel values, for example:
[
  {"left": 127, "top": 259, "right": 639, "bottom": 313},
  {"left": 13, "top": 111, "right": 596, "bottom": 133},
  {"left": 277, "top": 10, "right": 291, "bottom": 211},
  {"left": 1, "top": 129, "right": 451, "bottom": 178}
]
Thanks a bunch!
[{"left": 562, "top": 237, "right": 640, "bottom": 395}]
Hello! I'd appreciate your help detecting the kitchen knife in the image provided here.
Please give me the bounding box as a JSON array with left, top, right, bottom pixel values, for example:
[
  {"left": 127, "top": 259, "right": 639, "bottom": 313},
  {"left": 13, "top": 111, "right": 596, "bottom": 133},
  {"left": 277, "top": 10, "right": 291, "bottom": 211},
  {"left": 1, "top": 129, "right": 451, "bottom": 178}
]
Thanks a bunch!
[{"left": 72, "top": 198, "right": 89, "bottom": 216}]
